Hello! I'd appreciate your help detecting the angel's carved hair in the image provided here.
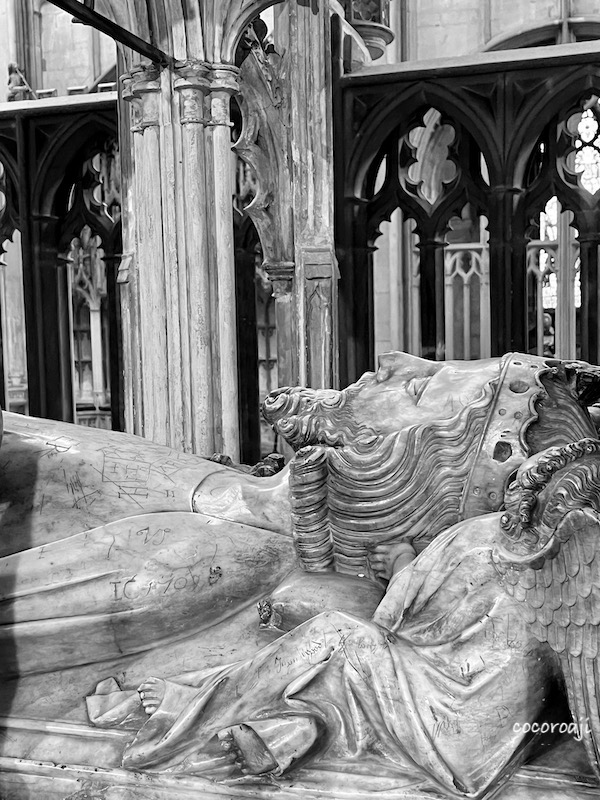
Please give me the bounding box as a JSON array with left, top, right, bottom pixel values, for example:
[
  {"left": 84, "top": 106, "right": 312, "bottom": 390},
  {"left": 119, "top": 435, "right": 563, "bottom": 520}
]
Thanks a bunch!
[{"left": 502, "top": 438, "right": 600, "bottom": 538}]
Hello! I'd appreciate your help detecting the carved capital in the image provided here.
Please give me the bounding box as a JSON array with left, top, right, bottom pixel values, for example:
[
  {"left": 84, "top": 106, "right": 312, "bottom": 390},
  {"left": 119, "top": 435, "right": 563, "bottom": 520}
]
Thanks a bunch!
[
  {"left": 264, "top": 260, "right": 295, "bottom": 298},
  {"left": 209, "top": 64, "right": 240, "bottom": 127},
  {"left": 302, "top": 248, "right": 340, "bottom": 281},
  {"left": 122, "top": 63, "right": 161, "bottom": 132},
  {"left": 174, "top": 59, "right": 211, "bottom": 125}
]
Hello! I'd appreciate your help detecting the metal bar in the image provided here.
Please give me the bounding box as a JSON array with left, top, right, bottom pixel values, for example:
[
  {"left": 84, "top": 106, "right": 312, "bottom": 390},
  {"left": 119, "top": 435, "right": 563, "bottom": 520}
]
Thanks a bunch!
[{"left": 45, "top": 0, "right": 174, "bottom": 67}]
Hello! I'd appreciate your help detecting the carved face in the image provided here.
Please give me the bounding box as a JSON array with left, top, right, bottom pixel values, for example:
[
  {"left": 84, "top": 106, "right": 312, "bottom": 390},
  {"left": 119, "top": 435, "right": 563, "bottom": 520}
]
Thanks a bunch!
[
  {"left": 264, "top": 351, "right": 502, "bottom": 447},
  {"left": 347, "top": 352, "right": 502, "bottom": 435}
]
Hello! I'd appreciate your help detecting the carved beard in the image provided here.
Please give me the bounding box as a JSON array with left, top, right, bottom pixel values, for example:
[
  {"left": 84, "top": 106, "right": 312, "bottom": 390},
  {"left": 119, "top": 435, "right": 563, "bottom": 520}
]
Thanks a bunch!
[
  {"left": 288, "top": 381, "right": 497, "bottom": 577},
  {"left": 263, "top": 385, "right": 376, "bottom": 449}
]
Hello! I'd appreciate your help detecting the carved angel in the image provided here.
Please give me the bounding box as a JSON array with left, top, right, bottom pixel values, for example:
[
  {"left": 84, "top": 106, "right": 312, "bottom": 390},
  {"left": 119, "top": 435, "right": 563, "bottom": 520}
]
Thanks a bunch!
[{"left": 495, "top": 437, "right": 600, "bottom": 780}]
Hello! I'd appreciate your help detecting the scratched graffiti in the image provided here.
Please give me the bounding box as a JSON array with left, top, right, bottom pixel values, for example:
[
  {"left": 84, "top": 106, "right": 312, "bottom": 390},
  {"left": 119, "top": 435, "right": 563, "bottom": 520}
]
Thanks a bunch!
[
  {"left": 110, "top": 571, "right": 203, "bottom": 601},
  {"left": 153, "top": 458, "right": 190, "bottom": 479},
  {"left": 65, "top": 470, "right": 101, "bottom": 510},
  {"left": 45, "top": 436, "right": 77, "bottom": 454},
  {"left": 101, "top": 449, "right": 152, "bottom": 487},
  {"left": 31, "top": 435, "right": 78, "bottom": 459},
  {"left": 135, "top": 526, "right": 170, "bottom": 546}
]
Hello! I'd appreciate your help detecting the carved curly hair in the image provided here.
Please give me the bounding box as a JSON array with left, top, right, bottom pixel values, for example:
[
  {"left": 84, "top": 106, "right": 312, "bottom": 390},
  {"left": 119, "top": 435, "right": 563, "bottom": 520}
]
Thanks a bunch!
[{"left": 501, "top": 438, "right": 600, "bottom": 541}]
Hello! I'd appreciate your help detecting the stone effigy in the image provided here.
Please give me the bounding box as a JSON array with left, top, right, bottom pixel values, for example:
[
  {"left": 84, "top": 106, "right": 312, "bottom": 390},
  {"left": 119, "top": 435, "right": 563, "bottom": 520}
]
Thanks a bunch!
[
  {"left": 3, "top": 351, "right": 600, "bottom": 799},
  {"left": 0, "top": 415, "right": 295, "bottom": 675},
  {"left": 89, "top": 439, "right": 600, "bottom": 798}
]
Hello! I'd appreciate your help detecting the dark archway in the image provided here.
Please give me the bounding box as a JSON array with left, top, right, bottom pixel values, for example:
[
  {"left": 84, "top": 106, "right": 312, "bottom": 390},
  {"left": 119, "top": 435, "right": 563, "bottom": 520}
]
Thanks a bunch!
[
  {"left": 235, "top": 214, "right": 261, "bottom": 463},
  {"left": 0, "top": 95, "right": 122, "bottom": 425}
]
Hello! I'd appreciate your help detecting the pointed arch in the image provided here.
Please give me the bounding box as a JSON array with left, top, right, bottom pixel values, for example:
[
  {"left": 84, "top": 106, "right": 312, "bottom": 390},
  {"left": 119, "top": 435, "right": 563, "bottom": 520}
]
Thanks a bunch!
[
  {"left": 33, "top": 112, "right": 118, "bottom": 220},
  {"left": 345, "top": 82, "right": 501, "bottom": 203}
]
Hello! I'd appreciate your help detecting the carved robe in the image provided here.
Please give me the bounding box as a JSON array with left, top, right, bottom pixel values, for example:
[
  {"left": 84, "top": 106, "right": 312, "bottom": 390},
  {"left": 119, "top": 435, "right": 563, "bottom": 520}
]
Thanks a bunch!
[
  {"left": 0, "top": 413, "right": 293, "bottom": 674},
  {"left": 92, "top": 514, "right": 560, "bottom": 797}
]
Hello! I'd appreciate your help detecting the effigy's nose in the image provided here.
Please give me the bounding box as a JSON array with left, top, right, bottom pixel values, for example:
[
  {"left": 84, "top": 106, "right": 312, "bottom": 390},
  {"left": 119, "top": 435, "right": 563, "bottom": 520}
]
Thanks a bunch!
[
  {"left": 377, "top": 351, "right": 426, "bottom": 372},
  {"left": 377, "top": 352, "right": 398, "bottom": 368}
]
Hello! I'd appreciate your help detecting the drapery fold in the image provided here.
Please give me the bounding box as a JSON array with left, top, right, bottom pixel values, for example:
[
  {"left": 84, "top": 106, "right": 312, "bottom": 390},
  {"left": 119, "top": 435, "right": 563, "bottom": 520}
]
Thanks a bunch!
[{"left": 89, "top": 516, "right": 559, "bottom": 798}]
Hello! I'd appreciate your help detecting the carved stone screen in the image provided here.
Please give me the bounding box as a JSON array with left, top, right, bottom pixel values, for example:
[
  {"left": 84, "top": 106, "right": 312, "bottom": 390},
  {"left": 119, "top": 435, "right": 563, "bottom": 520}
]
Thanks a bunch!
[{"left": 335, "top": 41, "right": 600, "bottom": 382}]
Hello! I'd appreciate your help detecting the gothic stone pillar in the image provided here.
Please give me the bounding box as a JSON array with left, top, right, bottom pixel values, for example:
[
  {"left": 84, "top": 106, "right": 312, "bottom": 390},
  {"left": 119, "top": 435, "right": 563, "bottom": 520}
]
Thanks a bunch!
[
  {"left": 207, "top": 64, "right": 241, "bottom": 459},
  {"left": 121, "top": 60, "right": 241, "bottom": 458},
  {"left": 264, "top": 260, "right": 295, "bottom": 388},
  {"left": 122, "top": 65, "right": 169, "bottom": 446},
  {"left": 276, "top": 2, "right": 339, "bottom": 389},
  {"left": 173, "top": 61, "right": 216, "bottom": 455}
]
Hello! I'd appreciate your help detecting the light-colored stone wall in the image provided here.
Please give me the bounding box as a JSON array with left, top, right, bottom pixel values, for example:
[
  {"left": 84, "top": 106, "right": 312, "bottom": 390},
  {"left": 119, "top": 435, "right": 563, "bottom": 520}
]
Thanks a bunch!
[
  {"left": 40, "top": 2, "right": 114, "bottom": 94},
  {"left": 392, "top": 0, "right": 599, "bottom": 61},
  {"left": 573, "top": 0, "right": 600, "bottom": 12},
  {"left": 0, "top": 0, "right": 115, "bottom": 99},
  {"left": 413, "top": 0, "right": 484, "bottom": 59},
  {"left": 0, "top": 0, "right": 18, "bottom": 102},
  {"left": 489, "top": 0, "right": 562, "bottom": 39}
]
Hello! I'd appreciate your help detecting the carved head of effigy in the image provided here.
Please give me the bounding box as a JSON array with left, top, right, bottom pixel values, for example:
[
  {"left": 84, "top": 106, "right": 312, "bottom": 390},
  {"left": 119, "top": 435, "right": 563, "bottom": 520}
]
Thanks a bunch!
[
  {"left": 263, "top": 353, "right": 600, "bottom": 566},
  {"left": 262, "top": 351, "right": 501, "bottom": 450}
]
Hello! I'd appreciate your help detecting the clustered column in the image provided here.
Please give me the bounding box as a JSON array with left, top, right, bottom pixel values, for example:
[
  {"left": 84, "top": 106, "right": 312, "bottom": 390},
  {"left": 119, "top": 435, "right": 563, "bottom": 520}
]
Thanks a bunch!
[
  {"left": 121, "top": 60, "right": 241, "bottom": 459},
  {"left": 122, "top": 64, "right": 169, "bottom": 447},
  {"left": 173, "top": 61, "right": 214, "bottom": 455},
  {"left": 207, "top": 64, "right": 240, "bottom": 459},
  {"left": 279, "top": 1, "right": 339, "bottom": 389}
]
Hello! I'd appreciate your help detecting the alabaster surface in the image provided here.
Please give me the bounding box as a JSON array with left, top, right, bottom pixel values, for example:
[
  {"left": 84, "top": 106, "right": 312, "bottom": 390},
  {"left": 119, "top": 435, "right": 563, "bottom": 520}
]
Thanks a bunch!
[{"left": 3, "top": 352, "right": 600, "bottom": 800}]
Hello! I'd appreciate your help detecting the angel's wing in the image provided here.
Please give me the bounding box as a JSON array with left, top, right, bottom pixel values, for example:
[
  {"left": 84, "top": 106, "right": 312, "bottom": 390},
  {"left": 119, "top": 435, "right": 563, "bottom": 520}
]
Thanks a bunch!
[{"left": 494, "top": 508, "right": 600, "bottom": 778}]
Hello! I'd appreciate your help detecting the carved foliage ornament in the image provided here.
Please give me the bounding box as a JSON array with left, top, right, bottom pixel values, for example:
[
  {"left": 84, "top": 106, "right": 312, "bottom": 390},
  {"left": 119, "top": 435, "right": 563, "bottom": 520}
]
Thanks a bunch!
[
  {"left": 69, "top": 225, "right": 106, "bottom": 311},
  {"left": 399, "top": 108, "right": 459, "bottom": 209},
  {"left": 234, "top": 24, "right": 293, "bottom": 265}
]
